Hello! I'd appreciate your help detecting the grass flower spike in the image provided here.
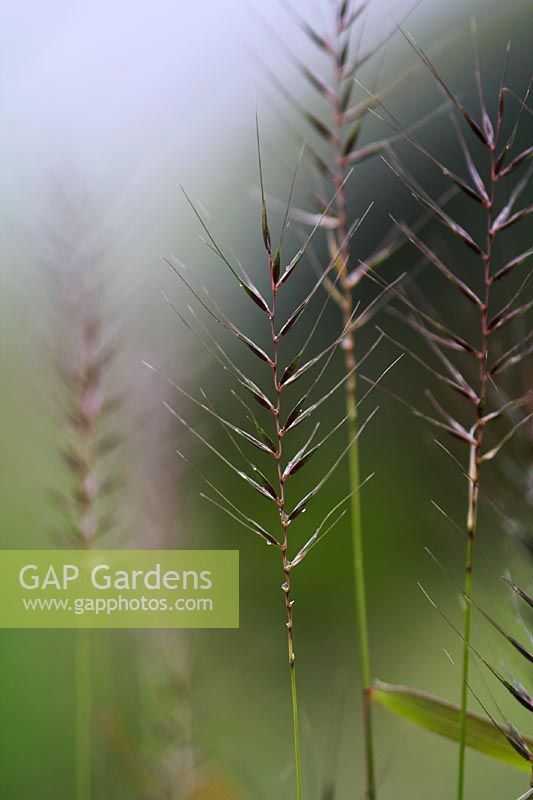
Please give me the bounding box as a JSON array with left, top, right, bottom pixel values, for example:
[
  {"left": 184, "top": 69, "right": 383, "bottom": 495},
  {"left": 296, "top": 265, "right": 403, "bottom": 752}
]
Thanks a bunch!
[
  {"left": 43, "top": 181, "right": 123, "bottom": 800},
  {"left": 157, "top": 118, "right": 384, "bottom": 799},
  {"left": 375, "top": 23, "right": 532, "bottom": 799}
]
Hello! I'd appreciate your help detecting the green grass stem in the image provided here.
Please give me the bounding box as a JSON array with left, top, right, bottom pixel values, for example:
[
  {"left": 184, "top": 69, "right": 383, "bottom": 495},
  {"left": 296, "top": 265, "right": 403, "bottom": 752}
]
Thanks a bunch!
[
  {"left": 76, "top": 627, "right": 92, "bottom": 800},
  {"left": 290, "top": 661, "right": 303, "bottom": 800}
]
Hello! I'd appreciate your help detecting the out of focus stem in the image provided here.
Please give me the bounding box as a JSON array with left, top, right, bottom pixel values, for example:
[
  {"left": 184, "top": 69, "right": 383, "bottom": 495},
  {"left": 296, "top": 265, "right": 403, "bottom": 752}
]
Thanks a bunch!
[
  {"left": 342, "top": 297, "right": 375, "bottom": 800},
  {"left": 331, "top": 23, "right": 376, "bottom": 796},
  {"left": 76, "top": 627, "right": 92, "bottom": 800}
]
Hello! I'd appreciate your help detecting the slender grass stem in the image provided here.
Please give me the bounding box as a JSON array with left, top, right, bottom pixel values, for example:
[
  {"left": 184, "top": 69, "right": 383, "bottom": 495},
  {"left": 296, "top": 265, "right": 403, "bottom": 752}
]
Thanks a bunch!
[
  {"left": 332, "top": 47, "right": 376, "bottom": 788},
  {"left": 290, "top": 662, "right": 303, "bottom": 800},
  {"left": 457, "top": 141, "right": 495, "bottom": 800},
  {"left": 76, "top": 627, "right": 92, "bottom": 800},
  {"left": 458, "top": 552, "right": 474, "bottom": 797},
  {"left": 458, "top": 446, "right": 478, "bottom": 800},
  {"left": 342, "top": 304, "right": 375, "bottom": 800},
  {"left": 347, "top": 395, "right": 375, "bottom": 799}
]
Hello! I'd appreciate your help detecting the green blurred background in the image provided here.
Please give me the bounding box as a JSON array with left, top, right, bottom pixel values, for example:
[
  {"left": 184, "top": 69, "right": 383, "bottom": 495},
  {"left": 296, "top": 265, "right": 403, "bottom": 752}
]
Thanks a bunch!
[{"left": 0, "top": 0, "right": 531, "bottom": 797}]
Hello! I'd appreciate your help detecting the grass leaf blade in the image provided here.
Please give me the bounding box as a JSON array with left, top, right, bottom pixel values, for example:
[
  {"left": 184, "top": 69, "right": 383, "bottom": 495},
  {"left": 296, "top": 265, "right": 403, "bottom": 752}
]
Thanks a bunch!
[{"left": 371, "top": 681, "right": 533, "bottom": 772}]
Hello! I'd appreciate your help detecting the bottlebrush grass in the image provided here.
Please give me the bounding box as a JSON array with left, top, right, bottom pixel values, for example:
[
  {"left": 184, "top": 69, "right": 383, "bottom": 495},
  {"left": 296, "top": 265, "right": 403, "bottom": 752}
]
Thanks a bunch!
[
  {"left": 369, "top": 21, "right": 532, "bottom": 800},
  {"left": 149, "top": 120, "right": 398, "bottom": 800}
]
